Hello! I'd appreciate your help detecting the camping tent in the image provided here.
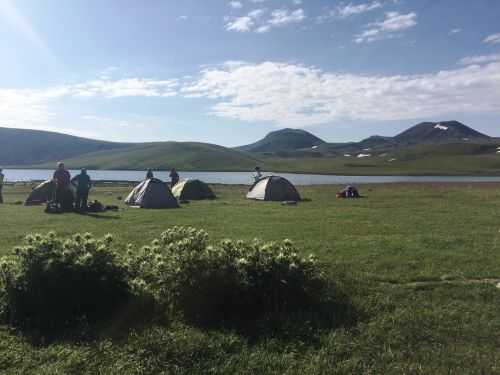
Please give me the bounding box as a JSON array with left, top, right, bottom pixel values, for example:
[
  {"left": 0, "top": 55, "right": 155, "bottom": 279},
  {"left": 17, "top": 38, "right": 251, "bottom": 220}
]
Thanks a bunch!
[
  {"left": 246, "top": 176, "right": 301, "bottom": 201},
  {"left": 24, "top": 180, "right": 55, "bottom": 205},
  {"left": 171, "top": 179, "right": 216, "bottom": 200},
  {"left": 125, "top": 178, "right": 179, "bottom": 209}
]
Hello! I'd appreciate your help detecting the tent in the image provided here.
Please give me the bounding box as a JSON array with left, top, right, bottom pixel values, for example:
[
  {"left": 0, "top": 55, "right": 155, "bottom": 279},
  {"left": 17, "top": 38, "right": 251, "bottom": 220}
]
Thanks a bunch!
[
  {"left": 24, "top": 180, "right": 55, "bottom": 205},
  {"left": 171, "top": 179, "right": 216, "bottom": 200},
  {"left": 125, "top": 178, "right": 179, "bottom": 209},
  {"left": 247, "top": 176, "right": 301, "bottom": 202}
]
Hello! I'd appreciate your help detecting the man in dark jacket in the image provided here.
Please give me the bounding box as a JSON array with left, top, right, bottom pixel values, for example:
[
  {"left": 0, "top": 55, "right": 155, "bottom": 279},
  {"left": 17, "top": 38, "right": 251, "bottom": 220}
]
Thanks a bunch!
[
  {"left": 53, "top": 162, "right": 73, "bottom": 211},
  {"left": 169, "top": 168, "right": 179, "bottom": 187},
  {"left": 71, "top": 168, "right": 92, "bottom": 211},
  {"left": 0, "top": 168, "right": 4, "bottom": 204}
]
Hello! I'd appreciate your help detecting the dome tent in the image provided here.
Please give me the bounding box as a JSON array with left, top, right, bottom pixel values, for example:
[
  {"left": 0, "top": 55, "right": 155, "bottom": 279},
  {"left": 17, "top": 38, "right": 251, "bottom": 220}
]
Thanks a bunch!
[
  {"left": 246, "top": 176, "right": 301, "bottom": 202},
  {"left": 125, "top": 178, "right": 179, "bottom": 209},
  {"left": 171, "top": 179, "right": 216, "bottom": 200},
  {"left": 24, "top": 180, "right": 56, "bottom": 205}
]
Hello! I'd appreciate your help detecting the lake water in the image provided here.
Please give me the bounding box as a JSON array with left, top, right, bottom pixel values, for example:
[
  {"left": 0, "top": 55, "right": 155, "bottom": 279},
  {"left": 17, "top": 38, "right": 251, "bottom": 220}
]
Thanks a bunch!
[{"left": 3, "top": 169, "right": 500, "bottom": 185}]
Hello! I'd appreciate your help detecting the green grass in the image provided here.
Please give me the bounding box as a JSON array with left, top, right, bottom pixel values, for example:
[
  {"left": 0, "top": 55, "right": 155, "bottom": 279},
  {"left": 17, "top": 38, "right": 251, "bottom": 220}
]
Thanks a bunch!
[{"left": 1, "top": 182, "right": 500, "bottom": 374}]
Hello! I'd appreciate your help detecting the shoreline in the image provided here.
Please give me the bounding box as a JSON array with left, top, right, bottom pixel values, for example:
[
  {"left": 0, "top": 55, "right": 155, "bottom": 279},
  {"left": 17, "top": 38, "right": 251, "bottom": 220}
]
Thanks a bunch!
[{"left": 3, "top": 167, "right": 500, "bottom": 178}]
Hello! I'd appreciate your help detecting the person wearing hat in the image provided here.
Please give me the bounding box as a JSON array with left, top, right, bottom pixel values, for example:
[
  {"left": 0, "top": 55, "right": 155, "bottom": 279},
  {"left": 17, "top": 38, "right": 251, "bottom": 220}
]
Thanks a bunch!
[
  {"left": 71, "top": 168, "right": 92, "bottom": 211},
  {"left": 0, "top": 168, "right": 4, "bottom": 204}
]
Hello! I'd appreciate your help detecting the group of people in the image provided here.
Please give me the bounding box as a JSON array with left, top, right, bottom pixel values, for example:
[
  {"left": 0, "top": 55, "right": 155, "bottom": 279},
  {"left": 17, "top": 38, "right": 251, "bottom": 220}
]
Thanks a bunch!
[
  {"left": 145, "top": 168, "right": 180, "bottom": 186},
  {"left": 52, "top": 162, "right": 92, "bottom": 211},
  {"left": 49, "top": 164, "right": 181, "bottom": 212}
]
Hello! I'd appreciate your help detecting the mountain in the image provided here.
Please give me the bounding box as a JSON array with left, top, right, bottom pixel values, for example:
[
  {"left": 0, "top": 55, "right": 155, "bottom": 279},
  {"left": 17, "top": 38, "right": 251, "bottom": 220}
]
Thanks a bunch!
[
  {"left": 237, "top": 128, "right": 326, "bottom": 153},
  {"left": 393, "top": 121, "right": 490, "bottom": 145},
  {"left": 31, "top": 142, "right": 263, "bottom": 171},
  {"left": 1, "top": 121, "right": 498, "bottom": 175},
  {"left": 0, "top": 127, "right": 128, "bottom": 165}
]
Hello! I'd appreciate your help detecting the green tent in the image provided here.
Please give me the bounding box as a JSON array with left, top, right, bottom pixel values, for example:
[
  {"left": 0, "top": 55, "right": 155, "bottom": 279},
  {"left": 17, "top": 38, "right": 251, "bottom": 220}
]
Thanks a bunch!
[
  {"left": 171, "top": 179, "right": 216, "bottom": 200},
  {"left": 125, "top": 178, "right": 179, "bottom": 209},
  {"left": 246, "top": 176, "right": 301, "bottom": 202}
]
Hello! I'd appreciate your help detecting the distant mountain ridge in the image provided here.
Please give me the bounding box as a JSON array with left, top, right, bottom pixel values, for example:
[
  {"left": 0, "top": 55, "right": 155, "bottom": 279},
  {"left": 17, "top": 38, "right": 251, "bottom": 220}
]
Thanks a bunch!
[
  {"left": 0, "top": 127, "right": 128, "bottom": 165},
  {"left": 238, "top": 121, "right": 493, "bottom": 155},
  {"left": 0, "top": 121, "right": 497, "bottom": 175}
]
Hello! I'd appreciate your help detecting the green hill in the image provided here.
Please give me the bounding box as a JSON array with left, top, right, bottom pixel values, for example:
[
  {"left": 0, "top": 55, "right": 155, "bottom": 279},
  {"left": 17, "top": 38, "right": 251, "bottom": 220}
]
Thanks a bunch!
[
  {"left": 0, "top": 127, "right": 128, "bottom": 165},
  {"left": 237, "top": 128, "right": 326, "bottom": 152},
  {"left": 33, "top": 142, "right": 263, "bottom": 171}
]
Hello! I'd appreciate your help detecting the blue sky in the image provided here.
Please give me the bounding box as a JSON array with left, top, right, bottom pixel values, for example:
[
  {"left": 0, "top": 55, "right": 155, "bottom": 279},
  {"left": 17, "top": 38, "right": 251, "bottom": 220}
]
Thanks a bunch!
[{"left": 1, "top": 0, "right": 499, "bottom": 146}]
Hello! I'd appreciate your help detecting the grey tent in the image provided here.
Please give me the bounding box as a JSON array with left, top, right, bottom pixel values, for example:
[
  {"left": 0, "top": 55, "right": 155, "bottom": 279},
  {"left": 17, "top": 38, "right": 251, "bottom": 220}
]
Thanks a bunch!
[
  {"left": 125, "top": 178, "right": 179, "bottom": 209},
  {"left": 171, "top": 179, "right": 216, "bottom": 200},
  {"left": 246, "top": 176, "right": 301, "bottom": 202},
  {"left": 24, "top": 180, "right": 55, "bottom": 205}
]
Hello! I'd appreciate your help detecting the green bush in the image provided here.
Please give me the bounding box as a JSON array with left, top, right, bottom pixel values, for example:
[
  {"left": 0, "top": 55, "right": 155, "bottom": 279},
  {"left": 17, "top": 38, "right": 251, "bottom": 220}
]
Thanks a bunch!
[
  {"left": 0, "top": 227, "right": 339, "bottom": 336},
  {"left": 0, "top": 232, "right": 130, "bottom": 335},
  {"left": 127, "top": 226, "right": 328, "bottom": 325}
]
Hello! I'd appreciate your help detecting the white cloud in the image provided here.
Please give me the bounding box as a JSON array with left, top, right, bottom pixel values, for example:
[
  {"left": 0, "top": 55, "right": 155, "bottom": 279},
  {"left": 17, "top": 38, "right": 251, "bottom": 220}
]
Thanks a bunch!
[
  {"left": 337, "top": 1, "right": 383, "bottom": 18},
  {"left": 293, "top": 0, "right": 303, "bottom": 4},
  {"left": 355, "top": 11, "right": 417, "bottom": 43},
  {"left": 225, "top": 16, "right": 255, "bottom": 32},
  {"left": 182, "top": 60, "right": 500, "bottom": 127},
  {"left": 225, "top": 7, "right": 304, "bottom": 33},
  {"left": 248, "top": 8, "right": 266, "bottom": 19},
  {"left": 318, "top": 1, "right": 384, "bottom": 22},
  {"left": 484, "top": 33, "right": 500, "bottom": 45},
  {"left": 72, "top": 78, "right": 178, "bottom": 98},
  {"left": 0, "top": 88, "right": 64, "bottom": 128},
  {"left": 229, "top": 1, "right": 243, "bottom": 9},
  {"left": 268, "top": 8, "right": 305, "bottom": 27},
  {"left": 459, "top": 54, "right": 500, "bottom": 66},
  {"left": 0, "top": 78, "right": 179, "bottom": 129},
  {"left": 449, "top": 28, "right": 462, "bottom": 35}
]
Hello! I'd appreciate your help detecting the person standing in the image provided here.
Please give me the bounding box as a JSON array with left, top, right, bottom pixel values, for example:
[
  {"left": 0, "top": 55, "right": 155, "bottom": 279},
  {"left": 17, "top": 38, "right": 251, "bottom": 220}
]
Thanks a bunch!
[
  {"left": 0, "top": 168, "right": 4, "bottom": 204},
  {"left": 253, "top": 166, "right": 263, "bottom": 183},
  {"left": 169, "top": 168, "right": 179, "bottom": 187},
  {"left": 53, "top": 162, "right": 73, "bottom": 211},
  {"left": 71, "top": 168, "right": 92, "bottom": 211},
  {"left": 146, "top": 169, "right": 154, "bottom": 179}
]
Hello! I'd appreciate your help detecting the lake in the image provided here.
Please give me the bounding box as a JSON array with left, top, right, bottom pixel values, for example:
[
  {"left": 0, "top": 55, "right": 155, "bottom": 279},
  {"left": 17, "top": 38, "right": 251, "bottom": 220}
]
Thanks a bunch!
[{"left": 3, "top": 169, "right": 500, "bottom": 185}]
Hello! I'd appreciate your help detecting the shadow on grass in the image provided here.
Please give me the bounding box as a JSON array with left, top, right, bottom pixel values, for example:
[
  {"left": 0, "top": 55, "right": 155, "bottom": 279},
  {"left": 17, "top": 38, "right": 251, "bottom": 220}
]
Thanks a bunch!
[
  {"left": 76, "top": 212, "right": 121, "bottom": 220},
  {"left": 8, "top": 294, "right": 169, "bottom": 346},
  {"left": 182, "top": 281, "right": 361, "bottom": 347}
]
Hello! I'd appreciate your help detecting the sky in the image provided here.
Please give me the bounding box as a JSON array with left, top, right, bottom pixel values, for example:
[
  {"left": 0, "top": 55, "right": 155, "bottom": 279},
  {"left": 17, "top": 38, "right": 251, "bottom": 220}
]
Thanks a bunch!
[{"left": 1, "top": 0, "right": 499, "bottom": 146}]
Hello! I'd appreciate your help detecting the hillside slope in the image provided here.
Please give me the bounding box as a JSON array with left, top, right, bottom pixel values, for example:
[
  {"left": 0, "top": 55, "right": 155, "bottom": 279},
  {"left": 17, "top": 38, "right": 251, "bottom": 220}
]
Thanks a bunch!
[
  {"left": 237, "top": 128, "right": 326, "bottom": 152},
  {"left": 33, "top": 142, "right": 263, "bottom": 171},
  {"left": 0, "top": 127, "right": 128, "bottom": 165}
]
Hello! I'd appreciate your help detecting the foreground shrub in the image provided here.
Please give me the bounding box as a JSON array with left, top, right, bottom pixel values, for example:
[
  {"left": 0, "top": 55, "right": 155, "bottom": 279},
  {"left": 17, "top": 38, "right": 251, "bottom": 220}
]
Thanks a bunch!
[
  {"left": 127, "top": 226, "right": 330, "bottom": 325},
  {"left": 0, "top": 232, "right": 130, "bottom": 335}
]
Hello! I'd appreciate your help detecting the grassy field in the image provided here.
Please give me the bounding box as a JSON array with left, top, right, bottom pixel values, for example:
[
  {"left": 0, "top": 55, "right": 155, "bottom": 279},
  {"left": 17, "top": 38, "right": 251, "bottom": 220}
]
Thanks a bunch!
[{"left": 1, "top": 182, "right": 500, "bottom": 374}]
